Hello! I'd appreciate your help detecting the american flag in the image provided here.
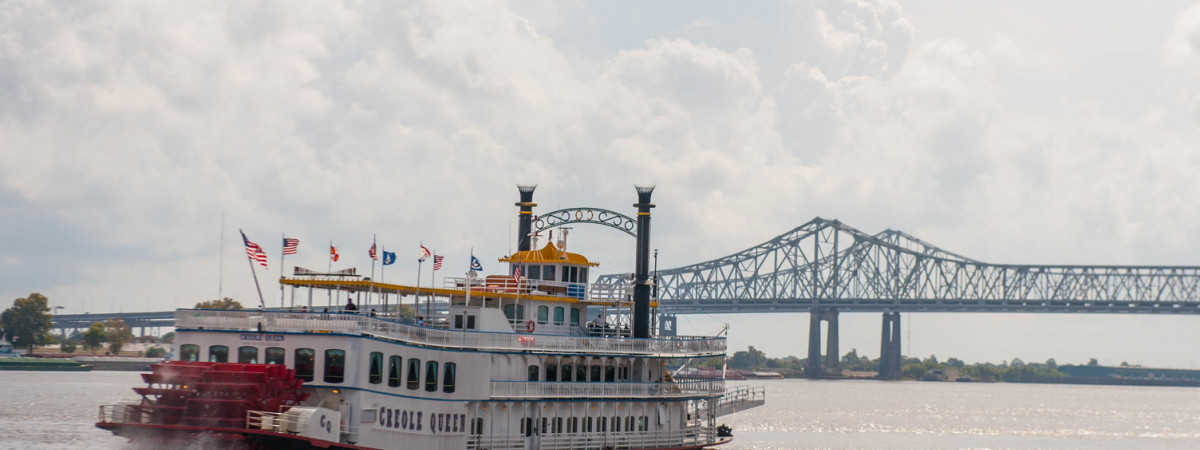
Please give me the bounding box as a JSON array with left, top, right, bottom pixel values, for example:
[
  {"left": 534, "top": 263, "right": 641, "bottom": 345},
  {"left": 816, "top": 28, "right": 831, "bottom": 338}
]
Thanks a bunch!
[
  {"left": 330, "top": 245, "right": 340, "bottom": 262},
  {"left": 282, "top": 238, "right": 299, "bottom": 255},
  {"left": 513, "top": 265, "right": 522, "bottom": 286},
  {"left": 432, "top": 255, "right": 444, "bottom": 271},
  {"left": 241, "top": 231, "right": 268, "bottom": 269},
  {"left": 369, "top": 242, "right": 378, "bottom": 260}
]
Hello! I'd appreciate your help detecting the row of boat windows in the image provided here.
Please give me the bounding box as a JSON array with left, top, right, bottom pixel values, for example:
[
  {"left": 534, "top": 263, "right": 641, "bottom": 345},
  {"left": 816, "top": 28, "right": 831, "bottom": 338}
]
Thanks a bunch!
[
  {"left": 367, "top": 352, "right": 456, "bottom": 394},
  {"left": 511, "top": 264, "right": 589, "bottom": 283},
  {"left": 519, "top": 415, "right": 650, "bottom": 437},
  {"left": 178, "top": 344, "right": 344, "bottom": 383},
  {"left": 502, "top": 305, "right": 581, "bottom": 326},
  {"left": 527, "top": 363, "right": 630, "bottom": 382}
]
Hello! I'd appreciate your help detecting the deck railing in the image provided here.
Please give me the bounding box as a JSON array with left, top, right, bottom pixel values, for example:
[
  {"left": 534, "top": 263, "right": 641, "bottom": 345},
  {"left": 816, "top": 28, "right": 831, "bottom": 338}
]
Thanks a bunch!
[
  {"left": 175, "top": 310, "right": 725, "bottom": 357},
  {"left": 715, "top": 385, "right": 766, "bottom": 416},
  {"left": 490, "top": 379, "right": 725, "bottom": 399},
  {"left": 465, "top": 425, "right": 719, "bottom": 450}
]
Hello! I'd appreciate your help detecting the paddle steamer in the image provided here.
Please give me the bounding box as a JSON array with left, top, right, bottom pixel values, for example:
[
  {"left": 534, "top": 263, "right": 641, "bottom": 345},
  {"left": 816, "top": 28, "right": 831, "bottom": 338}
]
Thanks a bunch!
[{"left": 96, "top": 186, "right": 764, "bottom": 449}]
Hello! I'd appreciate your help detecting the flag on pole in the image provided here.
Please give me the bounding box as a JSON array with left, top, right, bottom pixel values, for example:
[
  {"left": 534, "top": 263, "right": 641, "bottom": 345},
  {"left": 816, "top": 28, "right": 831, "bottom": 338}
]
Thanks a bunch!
[
  {"left": 330, "top": 245, "right": 340, "bottom": 262},
  {"left": 382, "top": 251, "right": 396, "bottom": 265},
  {"left": 369, "top": 242, "right": 378, "bottom": 260},
  {"left": 242, "top": 231, "right": 268, "bottom": 268},
  {"left": 419, "top": 245, "right": 431, "bottom": 262},
  {"left": 282, "top": 238, "right": 299, "bottom": 255},
  {"left": 513, "top": 265, "right": 522, "bottom": 286},
  {"left": 433, "top": 255, "right": 444, "bottom": 271},
  {"left": 470, "top": 255, "right": 483, "bottom": 271}
]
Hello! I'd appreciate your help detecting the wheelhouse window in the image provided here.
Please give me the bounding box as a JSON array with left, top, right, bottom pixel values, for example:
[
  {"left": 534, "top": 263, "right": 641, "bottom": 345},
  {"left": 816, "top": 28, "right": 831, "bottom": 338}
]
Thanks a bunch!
[
  {"left": 561, "top": 266, "right": 569, "bottom": 281},
  {"left": 208, "top": 345, "right": 228, "bottom": 363},
  {"left": 237, "top": 346, "right": 258, "bottom": 364},
  {"left": 569, "top": 266, "right": 579, "bottom": 282},
  {"left": 553, "top": 307, "right": 564, "bottom": 325},
  {"left": 265, "top": 347, "right": 285, "bottom": 364},
  {"left": 388, "top": 356, "right": 402, "bottom": 387},
  {"left": 324, "top": 349, "right": 345, "bottom": 383},
  {"left": 537, "top": 306, "right": 549, "bottom": 324},
  {"left": 295, "top": 348, "right": 315, "bottom": 382},
  {"left": 407, "top": 358, "right": 421, "bottom": 390},
  {"left": 180, "top": 344, "right": 199, "bottom": 362},
  {"left": 425, "top": 360, "right": 439, "bottom": 392},
  {"left": 528, "top": 265, "right": 541, "bottom": 280},
  {"left": 570, "top": 308, "right": 580, "bottom": 326},
  {"left": 580, "top": 268, "right": 588, "bottom": 282},
  {"left": 443, "top": 362, "right": 456, "bottom": 393},
  {"left": 368, "top": 352, "right": 383, "bottom": 385},
  {"left": 467, "top": 315, "right": 476, "bottom": 329},
  {"left": 543, "top": 265, "right": 556, "bottom": 281}
]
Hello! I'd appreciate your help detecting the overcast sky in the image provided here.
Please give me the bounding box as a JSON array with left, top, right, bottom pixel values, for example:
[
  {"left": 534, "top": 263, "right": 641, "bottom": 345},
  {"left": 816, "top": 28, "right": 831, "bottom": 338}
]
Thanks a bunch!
[{"left": 3, "top": 0, "right": 1200, "bottom": 368}]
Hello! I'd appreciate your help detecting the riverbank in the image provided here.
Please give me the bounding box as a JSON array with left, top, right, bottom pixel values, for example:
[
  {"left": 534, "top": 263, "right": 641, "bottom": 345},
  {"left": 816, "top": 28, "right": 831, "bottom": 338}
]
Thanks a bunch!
[{"left": 0, "top": 357, "right": 91, "bottom": 371}]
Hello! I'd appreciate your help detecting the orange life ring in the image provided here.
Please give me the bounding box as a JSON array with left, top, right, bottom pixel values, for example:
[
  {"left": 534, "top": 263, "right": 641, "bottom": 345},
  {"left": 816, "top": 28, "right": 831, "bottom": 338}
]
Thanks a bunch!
[{"left": 526, "top": 320, "right": 536, "bottom": 333}]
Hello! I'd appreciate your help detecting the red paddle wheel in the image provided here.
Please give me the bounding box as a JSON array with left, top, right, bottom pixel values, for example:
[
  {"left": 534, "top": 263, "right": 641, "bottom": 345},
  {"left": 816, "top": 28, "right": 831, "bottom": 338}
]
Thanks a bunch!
[{"left": 108, "top": 360, "right": 309, "bottom": 445}]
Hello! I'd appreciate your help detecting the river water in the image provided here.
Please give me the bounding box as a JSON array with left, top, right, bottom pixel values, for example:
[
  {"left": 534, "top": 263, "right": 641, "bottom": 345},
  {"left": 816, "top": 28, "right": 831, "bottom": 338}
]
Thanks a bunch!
[{"left": 3, "top": 372, "right": 1198, "bottom": 449}]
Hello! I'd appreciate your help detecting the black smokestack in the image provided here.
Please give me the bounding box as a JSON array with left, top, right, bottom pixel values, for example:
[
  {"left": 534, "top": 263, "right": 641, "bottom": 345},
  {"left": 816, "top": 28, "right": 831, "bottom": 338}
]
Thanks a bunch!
[
  {"left": 516, "top": 185, "right": 537, "bottom": 252},
  {"left": 632, "top": 185, "right": 655, "bottom": 339}
]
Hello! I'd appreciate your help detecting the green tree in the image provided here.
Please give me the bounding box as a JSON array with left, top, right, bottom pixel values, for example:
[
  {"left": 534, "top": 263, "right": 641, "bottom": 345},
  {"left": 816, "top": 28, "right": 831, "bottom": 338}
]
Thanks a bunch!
[
  {"left": 60, "top": 340, "right": 77, "bottom": 353},
  {"left": 1, "top": 293, "right": 54, "bottom": 354},
  {"left": 195, "top": 298, "right": 244, "bottom": 310},
  {"left": 728, "top": 346, "right": 768, "bottom": 369},
  {"left": 1087, "top": 358, "right": 1099, "bottom": 366},
  {"left": 144, "top": 346, "right": 167, "bottom": 358},
  {"left": 82, "top": 322, "right": 106, "bottom": 354},
  {"left": 105, "top": 319, "right": 133, "bottom": 355},
  {"left": 159, "top": 331, "right": 175, "bottom": 343}
]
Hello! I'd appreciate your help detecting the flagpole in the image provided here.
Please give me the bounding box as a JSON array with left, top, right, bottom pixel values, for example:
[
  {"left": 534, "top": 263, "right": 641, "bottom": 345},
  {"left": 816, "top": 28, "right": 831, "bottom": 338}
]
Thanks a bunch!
[
  {"left": 416, "top": 242, "right": 423, "bottom": 320},
  {"left": 427, "top": 249, "right": 435, "bottom": 318},
  {"left": 370, "top": 234, "right": 377, "bottom": 312},
  {"left": 380, "top": 245, "right": 387, "bottom": 315},
  {"left": 280, "top": 233, "right": 286, "bottom": 308},
  {"left": 218, "top": 212, "right": 225, "bottom": 301},
  {"left": 328, "top": 240, "right": 333, "bottom": 307},
  {"left": 241, "top": 229, "right": 267, "bottom": 309}
]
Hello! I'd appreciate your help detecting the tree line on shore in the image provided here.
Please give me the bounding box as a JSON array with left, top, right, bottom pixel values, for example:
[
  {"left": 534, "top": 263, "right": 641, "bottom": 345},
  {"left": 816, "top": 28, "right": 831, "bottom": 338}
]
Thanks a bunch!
[{"left": 705, "top": 346, "right": 1108, "bottom": 381}]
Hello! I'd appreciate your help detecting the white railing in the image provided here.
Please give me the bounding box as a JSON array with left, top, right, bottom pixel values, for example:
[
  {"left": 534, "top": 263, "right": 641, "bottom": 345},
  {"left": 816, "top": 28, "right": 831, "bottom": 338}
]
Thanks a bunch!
[
  {"left": 716, "top": 385, "right": 766, "bottom": 416},
  {"left": 98, "top": 404, "right": 143, "bottom": 424},
  {"left": 176, "top": 310, "right": 725, "bottom": 357},
  {"left": 465, "top": 426, "right": 719, "bottom": 450},
  {"left": 490, "top": 379, "right": 725, "bottom": 399},
  {"left": 246, "top": 410, "right": 359, "bottom": 444},
  {"left": 443, "top": 277, "right": 623, "bottom": 303}
]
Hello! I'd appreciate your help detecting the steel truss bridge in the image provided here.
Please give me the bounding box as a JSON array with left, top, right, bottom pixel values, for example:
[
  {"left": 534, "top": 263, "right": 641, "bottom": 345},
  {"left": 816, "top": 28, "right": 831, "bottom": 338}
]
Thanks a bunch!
[{"left": 592, "top": 217, "right": 1200, "bottom": 378}]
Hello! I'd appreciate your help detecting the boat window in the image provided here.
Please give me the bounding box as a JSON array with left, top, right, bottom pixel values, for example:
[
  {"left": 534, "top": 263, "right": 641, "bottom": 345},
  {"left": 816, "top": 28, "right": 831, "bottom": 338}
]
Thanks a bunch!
[
  {"left": 265, "top": 347, "right": 285, "bottom": 365},
  {"left": 611, "top": 415, "right": 621, "bottom": 432},
  {"left": 580, "top": 268, "right": 588, "bottom": 282},
  {"left": 470, "top": 417, "right": 483, "bottom": 435},
  {"left": 208, "top": 345, "right": 228, "bottom": 363},
  {"left": 467, "top": 315, "right": 476, "bottom": 330},
  {"left": 521, "top": 417, "right": 534, "bottom": 437},
  {"left": 639, "top": 415, "right": 648, "bottom": 432},
  {"left": 570, "top": 308, "right": 580, "bottom": 326},
  {"left": 527, "top": 365, "right": 539, "bottom": 381},
  {"left": 425, "top": 360, "right": 438, "bottom": 392},
  {"left": 575, "top": 364, "right": 586, "bottom": 382},
  {"left": 626, "top": 416, "right": 635, "bottom": 432},
  {"left": 528, "top": 265, "right": 541, "bottom": 280},
  {"left": 553, "top": 307, "right": 564, "bottom": 325},
  {"left": 567, "top": 417, "right": 578, "bottom": 433},
  {"left": 503, "top": 304, "right": 515, "bottom": 320},
  {"left": 619, "top": 365, "right": 630, "bottom": 381},
  {"left": 454, "top": 315, "right": 463, "bottom": 329},
  {"left": 583, "top": 416, "right": 593, "bottom": 433},
  {"left": 443, "top": 362, "right": 456, "bottom": 393},
  {"left": 324, "top": 349, "right": 345, "bottom": 383},
  {"left": 407, "top": 358, "right": 421, "bottom": 390},
  {"left": 569, "top": 266, "right": 579, "bottom": 282},
  {"left": 598, "top": 416, "right": 607, "bottom": 432},
  {"left": 295, "top": 348, "right": 315, "bottom": 382},
  {"left": 561, "top": 266, "right": 569, "bottom": 282},
  {"left": 516, "top": 305, "right": 524, "bottom": 320},
  {"left": 561, "top": 364, "right": 572, "bottom": 382},
  {"left": 545, "top": 363, "right": 557, "bottom": 382},
  {"left": 388, "top": 356, "right": 402, "bottom": 387},
  {"left": 537, "top": 306, "right": 548, "bottom": 324},
  {"left": 180, "top": 344, "right": 199, "bottom": 362},
  {"left": 368, "top": 352, "right": 383, "bottom": 385},
  {"left": 605, "top": 365, "right": 615, "bottom": 382},
  {"left": 541, "top": 417, "right": 548, "bottom": 434},
  {"left": 590, "top": 365, "right": 601, "bottom": 383},
  {"left": 237, "top": 346, "right": 258, "bottom": 364},
  {"left": 553, "top": 417, "right": 563, "bottom": 434},
  {"left": 543, "top": 265, "right": 556, "bottom": 281}
]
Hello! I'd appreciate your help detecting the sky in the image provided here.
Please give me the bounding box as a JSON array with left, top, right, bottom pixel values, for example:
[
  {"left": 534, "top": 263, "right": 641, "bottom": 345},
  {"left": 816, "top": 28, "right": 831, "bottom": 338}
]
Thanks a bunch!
[{"left": 3, "top": 0, "right": 1200, "bottom": 368}]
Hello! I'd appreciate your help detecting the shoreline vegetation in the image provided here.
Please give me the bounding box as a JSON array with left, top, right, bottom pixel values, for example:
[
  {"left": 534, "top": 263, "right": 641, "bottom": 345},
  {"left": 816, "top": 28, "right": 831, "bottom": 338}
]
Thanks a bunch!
[{"left": 700, "top": 346, "right": 1200, "bottom": 387}]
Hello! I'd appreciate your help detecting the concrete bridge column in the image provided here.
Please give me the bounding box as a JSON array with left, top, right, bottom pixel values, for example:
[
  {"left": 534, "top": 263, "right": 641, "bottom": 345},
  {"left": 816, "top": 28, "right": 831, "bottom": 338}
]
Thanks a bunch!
[
  {"left": 879, "top": 312, "right": 902, "bottom": 379},
  {"left": 806, "top": 308, "right": 822, "bottom": 376},
  {"left": 824, "top": 309, "right": 840, "bottom": 376}
]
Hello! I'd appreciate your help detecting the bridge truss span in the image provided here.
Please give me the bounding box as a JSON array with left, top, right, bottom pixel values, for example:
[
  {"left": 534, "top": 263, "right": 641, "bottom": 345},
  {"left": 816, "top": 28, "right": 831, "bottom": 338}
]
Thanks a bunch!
[{"left": 593, "top": 218, "right": 1200, "bottom": 314}]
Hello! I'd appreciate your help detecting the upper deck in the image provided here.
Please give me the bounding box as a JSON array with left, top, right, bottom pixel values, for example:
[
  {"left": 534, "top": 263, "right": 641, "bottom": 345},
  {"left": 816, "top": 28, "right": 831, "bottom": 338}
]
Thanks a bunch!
[{"left": 176, "top": 309, "right": 725, "bottom": 358}]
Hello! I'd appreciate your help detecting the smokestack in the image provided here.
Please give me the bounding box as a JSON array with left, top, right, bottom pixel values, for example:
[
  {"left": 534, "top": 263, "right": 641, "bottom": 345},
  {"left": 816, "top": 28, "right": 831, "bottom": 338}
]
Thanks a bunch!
[
  {"left": 516, "top": 185, "right": 537, "bottom": 252},
  {"left": 632, "top": 185, "right": 655, "bottom": 339}
]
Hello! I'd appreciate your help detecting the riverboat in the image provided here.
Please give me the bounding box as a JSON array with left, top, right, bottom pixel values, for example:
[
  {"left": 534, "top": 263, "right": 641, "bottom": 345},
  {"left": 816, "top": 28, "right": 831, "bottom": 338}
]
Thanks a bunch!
[{"left": 96, "top": 186, "right": 765, "bottom": 449}]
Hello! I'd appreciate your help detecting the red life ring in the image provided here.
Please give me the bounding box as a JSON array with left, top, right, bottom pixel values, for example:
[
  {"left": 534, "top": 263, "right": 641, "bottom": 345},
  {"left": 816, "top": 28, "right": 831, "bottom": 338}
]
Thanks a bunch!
[{"left": 526, "top": 320, "right": 536, "bottom": 333}]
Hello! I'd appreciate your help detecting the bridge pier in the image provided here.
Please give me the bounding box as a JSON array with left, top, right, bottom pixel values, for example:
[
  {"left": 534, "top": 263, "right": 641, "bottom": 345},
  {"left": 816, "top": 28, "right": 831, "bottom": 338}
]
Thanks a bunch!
[
  {"left": 879, "top": 312, "right": 902, "bottom": 379},
  {"left": 805, "top": 307, "right": 841, "bottom": 377},
  {"left": 657, "top": 314, "right": 677, "bottom": 336}
]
